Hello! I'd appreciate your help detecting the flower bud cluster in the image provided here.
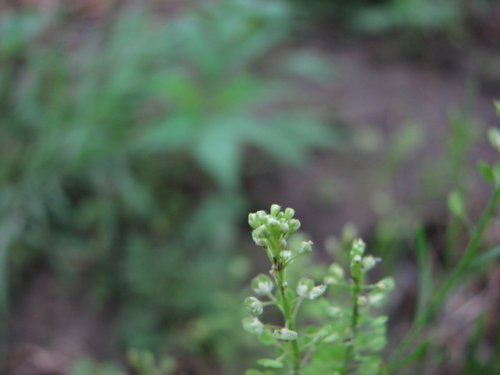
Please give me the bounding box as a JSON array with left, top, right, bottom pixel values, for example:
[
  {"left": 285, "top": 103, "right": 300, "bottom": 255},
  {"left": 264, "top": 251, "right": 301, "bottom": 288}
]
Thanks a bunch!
[{"left": 248, "top": 204, "right": 301, "bottom": 254}]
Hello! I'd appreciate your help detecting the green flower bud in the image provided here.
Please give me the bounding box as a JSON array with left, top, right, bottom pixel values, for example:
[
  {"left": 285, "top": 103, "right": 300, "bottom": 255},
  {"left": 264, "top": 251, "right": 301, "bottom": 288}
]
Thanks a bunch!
[
  {"left": 279, "top": 222, "right": 289, "bottom": 233},
  {"left": 242, "top": 317, "right": 264, "bottom": 335},
  {"left": 289, "top": 219, "right": 301, "bottom": 233},
  {"left": 328, "top": 263, "right": 344, "bottom": 279},
  {"left": 267, "top": 217, "right": 281, "bottom": 231},
  {"left": 362, "top": 255, "right": 380, "bottom": 272},
  {"left": 270, "top": 204, "right": 281, "bottom": 217},
  {"left": 351, "top": 238, "right": 366, "bottom": 258},
  {"left": 256, "top": 210, "right": 267, "bottom": 222},
  {"left": 245, "top": 297, "right": 264, "bottom": 316},
  {"left": 298, "top": 240, "right": 313, "bottom": 254},
  {"left": 248, "top": 213, "right": 260, "bottom": 229},
  {"left": 251, "top": 274, "right": 273, "bottom": 296},
  {"left": 272, "top": 328, "right": 298, "bottom": 341},
  {"left": 296, "top": 277, "right": 314, "bottom": 297},
  {"left": 280, "top": 250, "right": 292, "bottom": 263},
  {"left": 284, "top": 207, "right": 295, "bottom": 220},
  {"left": 252, "top": 226, "right": 267, "bottom": 247},
  {"left": 376, "top": 277, "right": 395, "bottom": 291}
]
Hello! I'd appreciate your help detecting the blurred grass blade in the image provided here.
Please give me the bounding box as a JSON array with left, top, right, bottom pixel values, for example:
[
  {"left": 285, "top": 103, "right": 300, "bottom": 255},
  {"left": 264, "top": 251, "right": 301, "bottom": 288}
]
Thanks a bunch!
[{"left": 415, "top": 228, "right": 432, "bottom": 324}]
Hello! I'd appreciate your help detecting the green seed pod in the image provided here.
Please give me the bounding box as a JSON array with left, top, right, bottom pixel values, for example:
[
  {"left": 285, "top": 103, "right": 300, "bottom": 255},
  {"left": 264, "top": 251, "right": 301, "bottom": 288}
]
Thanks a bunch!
[{"left": 245, "top": 297, "right": 264, "bottom": 316}]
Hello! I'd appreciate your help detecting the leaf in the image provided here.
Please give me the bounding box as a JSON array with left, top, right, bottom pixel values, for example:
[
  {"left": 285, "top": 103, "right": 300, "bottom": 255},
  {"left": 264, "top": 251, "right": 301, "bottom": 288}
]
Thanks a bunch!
[
  {"left": 415, "top": 228, "right": 432, "bottom": 324},
  {"left": 271, "top": 328, "right": 298, "bottom": 341},
  {"left": 494, "top": 101, "right": 500, "bottom": 116},
  {"left": 477, "top": 161, "right": 494, "bottom": 184},
  {"left": 472, "top": 246, "right": 500, "bottom": 268},
  {"left": 447, "top": 190, "right": 465, "bottom": 218},
  {"left": 257, "top": 359, "right": 284, "bottom": 369},
  {"left": 193, "top": 119, "right": 243, "bottom": 191},
  {"left": 282, "top": 51, "right": 336, "bottom": 85},
  {"left": 487, "top": 127, "right": 500, "bottom": 152}
]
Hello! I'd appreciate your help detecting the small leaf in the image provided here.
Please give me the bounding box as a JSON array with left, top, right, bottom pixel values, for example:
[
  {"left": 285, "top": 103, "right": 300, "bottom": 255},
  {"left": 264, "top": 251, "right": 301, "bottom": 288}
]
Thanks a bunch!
[
  {"left": 477, "top": 161, "right": 494, "bottom": 183},
  {"left": 257, "top": 359, "right": 284, "bottom": 369},
  {"left": 272, "top": 328, "right": 298, "bottom": 341},
  {"left": 487, "top": 127, "right": 500, "bottom": 152},
  {"left": 447, "top": 190, "right": 465, "bottom": 218}
]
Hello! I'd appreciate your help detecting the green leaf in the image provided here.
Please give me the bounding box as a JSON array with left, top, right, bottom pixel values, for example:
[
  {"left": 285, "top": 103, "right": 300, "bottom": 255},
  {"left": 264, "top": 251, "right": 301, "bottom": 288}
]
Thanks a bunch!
[
  {"left": 245, "top": 370, "right": 276, "bottom": 375},
  {"left": 415, "top": 228, "right": 432, "bottom": 324},
  {"left": 488, "top": 127, "right": 500, "bottom": 152},
  {"left": 194, "top": 119, "right": 243, "bottom": 191},
  {"left": 477, "top": 161, "right": 494, "bottom": 183},
  {"left": 282, "top": 51, "right": 336, "bottom": 85},
  {"left": 494, "top": 100, "right": 500, "bottom": 116},
  {"left": 447, "top": 190, "right": 465, "bottom": 218},
  {"left": 257, "top": 358, "right": 284, "bottom": 369}
]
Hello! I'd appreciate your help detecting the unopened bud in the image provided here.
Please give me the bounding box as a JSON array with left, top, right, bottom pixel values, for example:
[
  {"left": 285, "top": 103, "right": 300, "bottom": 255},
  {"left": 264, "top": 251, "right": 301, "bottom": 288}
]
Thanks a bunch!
[
  {"left": 289, "top": 219, "right": 301, "bottom": 233},
  {"left": 244, "top": 297, "right": 264, "bottom": 316},
  {"left": 296, "top": 277, "right": 314, "bottom": 297},
  {"left": 284, "top": 207, "right": 295, "bottom": 220},
  {"left": 298, "top": 240, "right": 313, "bottom": 254},
  {"left": 251, "top": 274, "right": 273, "bottom": 296},
  {"left": 242, "top": 317, "right": 264, "bottom": 335},
  {"left": 270, "top": 204, "right": 281, "bottom": 217}
]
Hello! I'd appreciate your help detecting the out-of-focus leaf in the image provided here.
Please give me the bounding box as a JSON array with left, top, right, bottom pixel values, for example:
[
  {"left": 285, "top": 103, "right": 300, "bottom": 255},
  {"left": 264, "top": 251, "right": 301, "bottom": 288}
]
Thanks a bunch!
[{"left": 282, "top": 51, "right": 335, "bottom": 85}]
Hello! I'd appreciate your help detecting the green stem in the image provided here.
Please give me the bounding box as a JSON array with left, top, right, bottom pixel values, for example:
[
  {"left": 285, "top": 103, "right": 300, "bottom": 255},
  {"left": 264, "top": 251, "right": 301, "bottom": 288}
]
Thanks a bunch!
[
  {"left": 276, "top": 269, "right": 301, "bottom": 375},
  {"left": 389, "top": 186, "right": 500, "bottom": 371},
  {"left": 343, "top": 274, "right": 361, "bottom": 375}
]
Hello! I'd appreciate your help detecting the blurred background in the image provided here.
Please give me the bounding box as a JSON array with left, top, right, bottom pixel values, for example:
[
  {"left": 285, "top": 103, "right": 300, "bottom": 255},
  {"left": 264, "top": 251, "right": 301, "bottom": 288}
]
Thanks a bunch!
[{"left": 1, "top": 0, "right": 499, "bottom": 374}]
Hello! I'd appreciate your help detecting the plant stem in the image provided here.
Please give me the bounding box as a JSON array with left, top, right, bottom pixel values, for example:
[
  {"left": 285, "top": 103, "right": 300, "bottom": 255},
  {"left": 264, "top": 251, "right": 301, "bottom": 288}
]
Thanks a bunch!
[
  {"left": 343, "top": 274, "right": 361, "bottom": 375},
  {"left": 276, "top": 268, "right": 301, "bottom": 375},
  {"left": 389, "top": 186, "right": 500, "bottom": 371}
]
